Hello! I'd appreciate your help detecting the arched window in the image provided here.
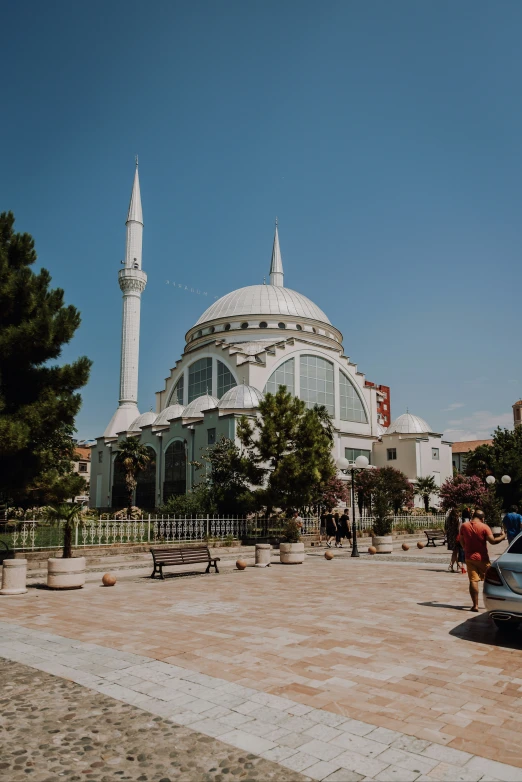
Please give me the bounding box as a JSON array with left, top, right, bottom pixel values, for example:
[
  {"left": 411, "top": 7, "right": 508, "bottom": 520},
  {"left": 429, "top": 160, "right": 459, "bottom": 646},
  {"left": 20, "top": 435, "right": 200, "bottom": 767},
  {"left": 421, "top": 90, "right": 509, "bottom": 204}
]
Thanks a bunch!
[
  {"left": 163, "top": 441, "right": 186, "bottom": 499},
  {"left": 111, "top": 458, "right": 127, "bottom": 509},
  {"left": 217, "top": 360, "right": 236, "bottom": 398},
  {"left": 264, "top": 358, "right": 295, "bottom": 395},
  {"left": 188, "top": 357, "right": 212, "bottom": 402},
  {"left": 136, "top": 446, "right": 157, "bottom": 509},
  {"left": 339, "top": 371, "right": 368, "bottom": 423},
  {"left": 171, "top": 375, "right": 184, "bottom": 405},
  {"left": 300, "top": 355, "right": 334, "bottom": 416}
]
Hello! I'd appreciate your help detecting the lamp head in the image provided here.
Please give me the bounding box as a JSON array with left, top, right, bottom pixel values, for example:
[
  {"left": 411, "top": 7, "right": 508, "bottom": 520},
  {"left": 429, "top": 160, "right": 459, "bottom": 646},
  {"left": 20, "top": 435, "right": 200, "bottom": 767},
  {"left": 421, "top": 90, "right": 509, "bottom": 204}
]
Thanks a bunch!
[
  {"left": 502, "top": 475, "right": 512, "bottom": 484},
  {"left": 336, "top": 457, "right": 350, "bottom": 471},
  {"left": 355, "top": 455, "right": 369, "bottom": 469},
  {"left": 486, "top": 475, "right": 495, "bottom": 485}
]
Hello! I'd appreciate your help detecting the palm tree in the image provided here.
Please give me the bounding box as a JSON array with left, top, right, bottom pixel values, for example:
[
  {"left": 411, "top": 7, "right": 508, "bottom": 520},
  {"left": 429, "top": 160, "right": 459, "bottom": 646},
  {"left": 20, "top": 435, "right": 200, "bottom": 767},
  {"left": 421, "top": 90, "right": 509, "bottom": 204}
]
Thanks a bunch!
[
  {"left": 44, "top": 503, "right": 84, "bottom": 558},
  {"left": 114, "top": 439, "right": 152, "bottom": 517},
  {"left": 414, "top": 476, "right": 439, "bottom": 513}
]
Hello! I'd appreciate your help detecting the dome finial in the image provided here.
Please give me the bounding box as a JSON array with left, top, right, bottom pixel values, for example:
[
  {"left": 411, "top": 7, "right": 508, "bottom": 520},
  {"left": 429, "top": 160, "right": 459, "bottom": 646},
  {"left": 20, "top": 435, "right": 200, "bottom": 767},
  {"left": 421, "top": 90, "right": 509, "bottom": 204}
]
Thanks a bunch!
[{"left": 269, "top": 219, "right": 284, "bottom": 287}]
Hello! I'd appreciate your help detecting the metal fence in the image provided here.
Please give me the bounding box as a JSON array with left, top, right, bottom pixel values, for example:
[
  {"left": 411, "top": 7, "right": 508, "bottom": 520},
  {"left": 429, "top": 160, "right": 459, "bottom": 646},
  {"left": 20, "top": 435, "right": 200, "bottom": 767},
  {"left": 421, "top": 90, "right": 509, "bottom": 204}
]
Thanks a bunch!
[
  {"left": 357, "top": 513, "right": 446, "bottom": 531},
  {"left": 1, "top": 515, "right": 321, "bottom": 552}
]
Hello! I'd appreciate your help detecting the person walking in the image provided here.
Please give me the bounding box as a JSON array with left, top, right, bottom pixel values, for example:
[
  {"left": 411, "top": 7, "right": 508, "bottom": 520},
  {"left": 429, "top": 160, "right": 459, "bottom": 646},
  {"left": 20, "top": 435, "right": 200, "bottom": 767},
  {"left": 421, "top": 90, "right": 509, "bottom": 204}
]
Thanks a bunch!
[
  {"left": 445, "top": 508, "right": 461, "bottom": 572},
  {"left": 325, "top": 511, "right": 337, "bottom": 548},
  {"left": 459, "top": 509, "right": 505, "bottom": 612},
  {"left": 502, "top": 505, "right": 522, "bottom": 543},
  {"left": 338, "top": 509, "right": 351, "bottom": 548},
  {"left": 333, "top": 512, "right": 341, "bottom": 546}
]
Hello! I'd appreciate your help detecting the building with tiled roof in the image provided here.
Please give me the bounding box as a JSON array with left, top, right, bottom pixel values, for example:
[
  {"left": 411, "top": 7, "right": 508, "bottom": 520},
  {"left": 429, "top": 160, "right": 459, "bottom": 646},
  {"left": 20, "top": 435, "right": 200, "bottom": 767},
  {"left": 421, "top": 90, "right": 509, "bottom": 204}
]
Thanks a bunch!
[{"left": 452, "top": 439, "right": 493, "bottom": 473}]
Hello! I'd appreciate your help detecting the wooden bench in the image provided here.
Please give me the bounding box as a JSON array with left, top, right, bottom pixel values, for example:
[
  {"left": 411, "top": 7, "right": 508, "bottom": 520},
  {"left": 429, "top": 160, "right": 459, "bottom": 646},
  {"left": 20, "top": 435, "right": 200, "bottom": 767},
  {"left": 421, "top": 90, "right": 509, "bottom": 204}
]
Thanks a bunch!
[
  {"left": 424, "top": 530, "right": 447, "bottom": 547},
  {"left": 150, "top": 546, "right": 220, "bottom": 579}
]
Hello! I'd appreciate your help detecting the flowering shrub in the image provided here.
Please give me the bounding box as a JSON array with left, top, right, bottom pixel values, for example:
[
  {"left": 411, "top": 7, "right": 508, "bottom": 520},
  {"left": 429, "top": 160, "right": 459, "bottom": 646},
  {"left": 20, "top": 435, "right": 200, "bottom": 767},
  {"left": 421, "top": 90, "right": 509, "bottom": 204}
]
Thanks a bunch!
[
  {"left": 439, "top": 474, "right": 486, "bottom": 512},
  {"left": 111, "top": 506, "right": 143, "bottom": 520}
]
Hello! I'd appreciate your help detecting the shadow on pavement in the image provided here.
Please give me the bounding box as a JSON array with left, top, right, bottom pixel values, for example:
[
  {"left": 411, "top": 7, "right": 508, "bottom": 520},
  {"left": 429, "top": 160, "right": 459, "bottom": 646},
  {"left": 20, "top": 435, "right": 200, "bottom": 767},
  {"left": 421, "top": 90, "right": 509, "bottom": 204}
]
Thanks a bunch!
[
  {"left": 450, "top": 614, "right": 522, "bottom": 649},
  {"left": 418, "top": 600, "right": 470, "bottom": 611}
]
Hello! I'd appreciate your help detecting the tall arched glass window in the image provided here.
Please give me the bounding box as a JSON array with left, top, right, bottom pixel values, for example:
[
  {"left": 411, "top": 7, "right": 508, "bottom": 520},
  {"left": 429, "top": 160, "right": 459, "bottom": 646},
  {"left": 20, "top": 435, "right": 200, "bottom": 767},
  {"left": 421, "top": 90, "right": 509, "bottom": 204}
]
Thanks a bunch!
[
  {"left": 340, "top": 371, "right": 368, "bottom": 423},
  {"left": 111, "top": 458, "right": 127, "bottom": 509},
  {"left": 217, "top": 361, "right": 236, "bottom": 398},
  {"left": 163, "top": 440, "right": 186, "bottom": 499},
  {"left": 264, "top": 358, "right": 295, "bottom": 395},
  {"left": 188, "top": 357, "right": 212, "bottom": 402},
  {"left": 171, "top": 375, "right": 184, "bottom": 405},
  {"left": 136, "top": 446, "right": 157, "bottom": 509},
  {"left": 300, "top": 355, "right": 334, "bottom": 416}
]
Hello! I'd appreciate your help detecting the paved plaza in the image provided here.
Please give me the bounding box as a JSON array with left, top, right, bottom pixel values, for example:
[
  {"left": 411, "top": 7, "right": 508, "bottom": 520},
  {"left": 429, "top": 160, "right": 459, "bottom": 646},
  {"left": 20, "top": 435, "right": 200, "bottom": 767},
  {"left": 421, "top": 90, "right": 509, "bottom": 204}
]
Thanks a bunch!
[{"left": 1, "top": 550, "right": 522, "bottom": 781}]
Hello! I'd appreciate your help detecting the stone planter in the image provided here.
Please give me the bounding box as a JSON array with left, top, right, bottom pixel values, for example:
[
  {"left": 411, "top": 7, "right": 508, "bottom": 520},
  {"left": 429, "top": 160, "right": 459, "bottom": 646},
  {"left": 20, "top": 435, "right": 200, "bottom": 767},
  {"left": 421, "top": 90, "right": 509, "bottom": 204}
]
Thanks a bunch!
[
  {"left": 279, "top": 542, "right": 305, "bottom": 565},
  {"left": 0, "top": 559, "right": 28, "bottom": 595},
  {"left": 372, "top": 535, "right": 393, "bottom": 554},
  {"left": 47, "top": 557, "right": 86, "bottom": 590},
  {"left": 255, "top": 543, "right": 272, "bottom": 567}
]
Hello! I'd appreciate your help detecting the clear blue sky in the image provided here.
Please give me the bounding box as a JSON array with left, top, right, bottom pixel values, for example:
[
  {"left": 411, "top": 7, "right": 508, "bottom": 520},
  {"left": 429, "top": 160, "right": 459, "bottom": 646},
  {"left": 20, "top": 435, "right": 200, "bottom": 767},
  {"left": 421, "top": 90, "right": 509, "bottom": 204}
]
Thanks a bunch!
[{"left": 2, "top": 0, "right": 521, "bottom": 441}]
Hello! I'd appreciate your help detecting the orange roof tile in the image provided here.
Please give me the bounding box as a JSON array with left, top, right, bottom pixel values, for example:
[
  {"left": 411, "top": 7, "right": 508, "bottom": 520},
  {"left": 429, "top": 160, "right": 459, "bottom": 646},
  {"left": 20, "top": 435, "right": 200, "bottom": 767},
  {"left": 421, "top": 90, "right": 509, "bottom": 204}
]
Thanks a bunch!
[{"left": 451, "top": 439, "right": 493, "bottom": 454}]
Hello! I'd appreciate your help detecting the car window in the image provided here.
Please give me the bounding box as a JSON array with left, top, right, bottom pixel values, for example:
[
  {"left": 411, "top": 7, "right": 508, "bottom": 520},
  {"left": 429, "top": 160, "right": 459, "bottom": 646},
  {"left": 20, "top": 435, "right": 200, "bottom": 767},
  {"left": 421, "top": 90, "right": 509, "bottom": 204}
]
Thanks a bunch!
[{"left": 508, "top": 536, "right": 522, "bottom": 554}]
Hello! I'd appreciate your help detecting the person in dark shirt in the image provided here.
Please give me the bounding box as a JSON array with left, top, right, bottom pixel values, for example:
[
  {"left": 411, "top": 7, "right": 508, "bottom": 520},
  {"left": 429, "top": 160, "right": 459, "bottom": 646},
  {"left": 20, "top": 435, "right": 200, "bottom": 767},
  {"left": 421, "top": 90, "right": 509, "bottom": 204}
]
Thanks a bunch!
[{"left": 338, "top": 510, "right": 351, "bottom": 548}]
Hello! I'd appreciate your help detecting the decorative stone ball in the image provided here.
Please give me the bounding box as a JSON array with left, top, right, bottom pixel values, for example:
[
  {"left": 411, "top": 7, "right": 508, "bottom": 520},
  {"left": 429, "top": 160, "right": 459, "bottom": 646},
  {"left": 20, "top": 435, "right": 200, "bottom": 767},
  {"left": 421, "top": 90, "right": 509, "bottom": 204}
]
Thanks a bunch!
[
  {"left": 368, "top": 546, "right": 377, "bottom": 555},
  {"left": 324, "top": 550, "right": 334, "bottom": 560},
  {"left": 102, "top": 573, "right": 116, "bottom": 587},
  {"left": 236, "top": 559, "right": 247, "bottom": 570},
  {"left": 417, "top": 541, "right": 425, "bottom": 549},
  {"left": 402, "top": 543, "right": 410, "bottom": 551}
]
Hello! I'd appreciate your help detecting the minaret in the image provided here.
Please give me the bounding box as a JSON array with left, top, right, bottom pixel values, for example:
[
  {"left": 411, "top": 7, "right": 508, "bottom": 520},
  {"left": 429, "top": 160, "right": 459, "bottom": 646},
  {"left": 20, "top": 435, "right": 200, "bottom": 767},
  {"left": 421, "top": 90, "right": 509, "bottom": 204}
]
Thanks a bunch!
[
  {"left": 269, "top": 218, "right": 284, "bottom": 287},
  {"left": 104, "top": 160, "right": 147, "bottom": 437}
]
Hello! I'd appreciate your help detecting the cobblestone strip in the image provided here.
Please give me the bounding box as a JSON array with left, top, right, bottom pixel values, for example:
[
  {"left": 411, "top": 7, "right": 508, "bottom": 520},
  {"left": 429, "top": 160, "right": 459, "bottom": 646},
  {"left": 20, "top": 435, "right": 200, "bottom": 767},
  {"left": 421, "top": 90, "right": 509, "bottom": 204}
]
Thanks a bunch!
[
  {"left": 0, "top": 621, "right": 519, "bottom": 782},
  {"left": 1, "top": 659, "right": 308, "bottom": 782}
]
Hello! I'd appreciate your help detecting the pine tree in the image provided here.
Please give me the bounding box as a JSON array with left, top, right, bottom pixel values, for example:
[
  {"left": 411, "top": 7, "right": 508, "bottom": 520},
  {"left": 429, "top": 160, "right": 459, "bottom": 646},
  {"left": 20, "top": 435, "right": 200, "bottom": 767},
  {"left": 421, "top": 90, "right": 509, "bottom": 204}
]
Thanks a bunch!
[
  {"left": 0, "top": 212, "right": 91, "bottom": 504},
  {"left": 237, "top": 386, "right": 335, "bottom": 514}
]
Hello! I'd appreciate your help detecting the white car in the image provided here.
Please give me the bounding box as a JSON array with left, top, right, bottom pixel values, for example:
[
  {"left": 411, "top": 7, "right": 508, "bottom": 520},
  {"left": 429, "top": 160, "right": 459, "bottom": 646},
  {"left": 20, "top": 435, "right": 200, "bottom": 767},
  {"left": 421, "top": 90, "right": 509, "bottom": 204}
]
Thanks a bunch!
[{"left": 484, "top": 531, "right": 522, "bottom": 632}]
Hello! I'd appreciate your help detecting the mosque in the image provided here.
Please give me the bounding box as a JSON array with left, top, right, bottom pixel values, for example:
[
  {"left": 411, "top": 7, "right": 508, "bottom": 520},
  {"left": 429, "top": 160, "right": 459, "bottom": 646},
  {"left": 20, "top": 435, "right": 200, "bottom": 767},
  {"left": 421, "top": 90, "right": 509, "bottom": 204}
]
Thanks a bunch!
[{"left": 89, "top": 165, "right": 452, "bottom": 510}]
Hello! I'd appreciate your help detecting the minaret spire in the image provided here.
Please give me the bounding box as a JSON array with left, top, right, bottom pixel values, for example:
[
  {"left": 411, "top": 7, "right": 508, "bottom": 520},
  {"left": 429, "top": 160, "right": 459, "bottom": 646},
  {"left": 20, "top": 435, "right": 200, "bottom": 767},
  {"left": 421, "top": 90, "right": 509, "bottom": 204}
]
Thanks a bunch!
[
  {"left": 269, "top": 218, "right": 284, "bottom": 287},
  {"left": 104, "top": 162, "right": 148, "bottom": 437}
]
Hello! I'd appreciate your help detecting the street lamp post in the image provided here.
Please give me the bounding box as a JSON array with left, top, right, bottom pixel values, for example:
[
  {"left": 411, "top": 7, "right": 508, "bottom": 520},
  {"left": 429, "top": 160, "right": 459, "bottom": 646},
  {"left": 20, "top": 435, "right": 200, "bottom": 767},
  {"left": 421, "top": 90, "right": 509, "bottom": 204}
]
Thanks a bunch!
[{"left": 336, "top": 455, "right": 370, "bottom": 558}]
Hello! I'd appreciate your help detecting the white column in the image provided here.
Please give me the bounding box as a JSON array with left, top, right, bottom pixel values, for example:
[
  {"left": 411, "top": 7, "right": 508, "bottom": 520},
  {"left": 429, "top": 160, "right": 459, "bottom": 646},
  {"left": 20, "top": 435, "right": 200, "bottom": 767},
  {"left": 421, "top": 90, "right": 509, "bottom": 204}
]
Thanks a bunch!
[{"left": 118, "top": 269, "right": 147, "bottom": 404}]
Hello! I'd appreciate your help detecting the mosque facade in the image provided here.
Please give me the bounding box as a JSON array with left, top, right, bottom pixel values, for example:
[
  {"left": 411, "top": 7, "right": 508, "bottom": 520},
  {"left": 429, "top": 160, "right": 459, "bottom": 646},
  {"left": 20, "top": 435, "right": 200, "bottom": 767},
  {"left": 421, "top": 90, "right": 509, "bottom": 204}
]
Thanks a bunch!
[{"left": 90, "top": 166, "right": 452, "bottom": 510}]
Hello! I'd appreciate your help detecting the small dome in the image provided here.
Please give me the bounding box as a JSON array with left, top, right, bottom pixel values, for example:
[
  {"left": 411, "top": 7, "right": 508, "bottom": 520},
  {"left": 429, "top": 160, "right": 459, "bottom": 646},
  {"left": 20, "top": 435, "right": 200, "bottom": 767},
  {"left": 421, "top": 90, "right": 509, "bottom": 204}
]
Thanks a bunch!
[
  {"left": 128, "top": 411, "right": 157, "bottom": 432},
  {"left": 183, "top": 394, "right": 219, "bottom": 419},
  {"left": 387, "top": 412, "right": 431, "bottom": 435},
  {"left": 219, "top": 384, "right": 264, "bottom": 410},
  {"left": 195, "top": 285, "right": 330, "bottom": 326},
  {"left": 155, "top": 404, "right": 185, "bottom": 425}
]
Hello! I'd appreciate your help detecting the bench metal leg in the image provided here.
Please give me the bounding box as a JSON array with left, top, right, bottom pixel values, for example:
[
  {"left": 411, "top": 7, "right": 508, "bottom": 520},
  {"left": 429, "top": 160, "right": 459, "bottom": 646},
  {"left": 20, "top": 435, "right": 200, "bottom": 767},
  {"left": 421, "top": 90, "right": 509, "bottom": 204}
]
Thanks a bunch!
[
  {"left": 150, "top": 563, "right": 164, "bottom": 579},
  {"left": 205, "top": 562, "right": 211, "bottom": 573}
]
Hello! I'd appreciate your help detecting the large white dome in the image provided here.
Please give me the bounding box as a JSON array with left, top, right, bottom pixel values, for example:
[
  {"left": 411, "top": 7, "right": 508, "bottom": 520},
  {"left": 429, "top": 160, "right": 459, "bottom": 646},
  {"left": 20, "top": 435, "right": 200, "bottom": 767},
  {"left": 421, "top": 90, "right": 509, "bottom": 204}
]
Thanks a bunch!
[
  {"left": 195, "top": 285, "right": 330, "bottom": 326},
  {"left": 387, "top": 412, "right": 431, "bottom": 435}
]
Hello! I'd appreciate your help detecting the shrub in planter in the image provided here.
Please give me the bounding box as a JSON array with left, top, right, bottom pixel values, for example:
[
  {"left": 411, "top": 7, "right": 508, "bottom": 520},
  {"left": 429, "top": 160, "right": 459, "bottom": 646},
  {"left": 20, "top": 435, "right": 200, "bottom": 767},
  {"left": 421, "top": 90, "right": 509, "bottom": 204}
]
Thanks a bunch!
[
  {"left": 44, "top": 504, "right": 86, "bottom": 589},
  {"left": 279, "top": 519, "right": 304, "bottom": 564},
  {"left": 372, "top": 489, "right": 393, "bottom": 553}
]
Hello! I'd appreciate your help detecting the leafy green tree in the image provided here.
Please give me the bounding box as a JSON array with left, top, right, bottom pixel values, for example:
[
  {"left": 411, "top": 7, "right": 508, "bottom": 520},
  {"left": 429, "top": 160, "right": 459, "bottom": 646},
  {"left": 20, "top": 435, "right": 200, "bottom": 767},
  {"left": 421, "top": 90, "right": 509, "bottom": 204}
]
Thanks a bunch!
[
  {"left": 0, "top": 212, "right": 91, "bottom": 505},
  {"left": 355, "top": 469, "right": 376, "bottom": 515},
  {"left": 375, "top": 466, "right": 414, "bottom": 514},
  {"left": 158, "top": 484, "right": 215, "bottom": 516},
  {"left": 465, "top": 427, "right": 522, "bottom": 509},
  {"left": 43, "top": 502, "right": 84, "bottom": 559},
  {"left": 481, "top": 486, "right": 504, "bottom": 530},
  {"left": 413, "top": 476, "right": 440, "bottom": 513},
  {"left": 195, "top": 436, "right": 262, "bottom": 515},
  {"left": 114, "top": 439, "right": 152, "bottom": 516},
  {"left": 237, "top": 387, "right": 335, "bottom": 514}
]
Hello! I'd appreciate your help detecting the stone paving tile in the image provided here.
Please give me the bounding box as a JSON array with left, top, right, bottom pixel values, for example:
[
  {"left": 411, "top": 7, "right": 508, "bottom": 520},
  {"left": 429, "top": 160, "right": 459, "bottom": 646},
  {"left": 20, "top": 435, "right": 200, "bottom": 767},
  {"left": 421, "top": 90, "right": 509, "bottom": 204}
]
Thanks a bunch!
[
  {"left": 3, "top": 552, "right": 522, "bottom": 779},
  {"left": 0, "top": 659, "right": 308, "bottom": 782}
]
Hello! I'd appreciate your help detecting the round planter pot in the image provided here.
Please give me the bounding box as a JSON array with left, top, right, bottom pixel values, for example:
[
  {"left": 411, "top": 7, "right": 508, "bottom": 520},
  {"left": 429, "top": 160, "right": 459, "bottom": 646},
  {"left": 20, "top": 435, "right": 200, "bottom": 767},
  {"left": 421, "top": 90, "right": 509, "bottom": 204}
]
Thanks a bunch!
[
  {"left": 47, "top": 557, "right": 86, "bottom": 590},
  {"left": 0, "top": 559, "right": 28, "bottom": 595},
  {"left": 279, "top": 542, "right": 305, "bottom": 565},
  {"left": 372, "top": 535, "right": 393, "bottom": 554}
]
